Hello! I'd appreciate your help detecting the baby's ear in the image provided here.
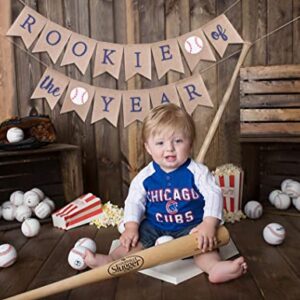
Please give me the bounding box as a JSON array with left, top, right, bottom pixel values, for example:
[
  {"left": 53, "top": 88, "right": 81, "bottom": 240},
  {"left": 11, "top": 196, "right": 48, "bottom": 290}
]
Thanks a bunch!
[{"left": 144, "top": 142, "right": 152, "bottom": 155}]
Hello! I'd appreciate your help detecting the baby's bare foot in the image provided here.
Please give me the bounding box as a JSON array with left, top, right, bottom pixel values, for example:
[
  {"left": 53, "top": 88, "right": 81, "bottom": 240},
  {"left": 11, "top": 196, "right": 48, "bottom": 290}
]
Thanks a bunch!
[
  {"left": 85, "top": 250, "right": 113, "bottom": 269},
  {"left": 208, "top": 256, "right": 247, "bottom": 283}
]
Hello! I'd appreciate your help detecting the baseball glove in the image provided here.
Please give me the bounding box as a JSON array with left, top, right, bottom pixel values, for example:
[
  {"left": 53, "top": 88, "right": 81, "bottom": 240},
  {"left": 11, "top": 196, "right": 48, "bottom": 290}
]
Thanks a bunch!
[{"left": 0, "top": 115, "right": 57, "bottom": 151}]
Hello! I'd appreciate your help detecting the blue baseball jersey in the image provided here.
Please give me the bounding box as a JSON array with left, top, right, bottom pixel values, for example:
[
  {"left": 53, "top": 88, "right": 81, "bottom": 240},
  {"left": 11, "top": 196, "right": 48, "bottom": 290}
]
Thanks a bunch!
[{"left": 124, "top": 158, "right": 223, "bottom": 231}]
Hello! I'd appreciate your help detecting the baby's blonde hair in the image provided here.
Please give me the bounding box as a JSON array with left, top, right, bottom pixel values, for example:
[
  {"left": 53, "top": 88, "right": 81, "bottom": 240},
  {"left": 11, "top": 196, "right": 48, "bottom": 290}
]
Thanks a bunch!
[{"left": 142, "top": 104, "right": 195, "bottom": 145}]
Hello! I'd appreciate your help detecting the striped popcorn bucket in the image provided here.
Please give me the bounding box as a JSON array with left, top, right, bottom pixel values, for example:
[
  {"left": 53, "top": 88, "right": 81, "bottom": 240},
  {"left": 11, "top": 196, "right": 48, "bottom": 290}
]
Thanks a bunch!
[{"left": 215, "top": 171, "right": 244, "bottom": 213}]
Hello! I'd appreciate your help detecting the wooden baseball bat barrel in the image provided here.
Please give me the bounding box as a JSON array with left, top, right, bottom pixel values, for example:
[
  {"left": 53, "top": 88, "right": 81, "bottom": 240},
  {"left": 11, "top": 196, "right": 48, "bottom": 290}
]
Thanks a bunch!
[{"left": 5, "top": 226, "right": 230, "bottom": 300}]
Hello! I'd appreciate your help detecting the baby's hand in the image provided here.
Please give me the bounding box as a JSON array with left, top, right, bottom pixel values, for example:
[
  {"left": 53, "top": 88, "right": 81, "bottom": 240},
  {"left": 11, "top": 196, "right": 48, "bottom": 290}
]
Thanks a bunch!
[
  {"left": 190, "top": 217, "right": 219, "bottom": 252},
  {"left": 119, "top": 222, "right": 139, "bottom": 252}
]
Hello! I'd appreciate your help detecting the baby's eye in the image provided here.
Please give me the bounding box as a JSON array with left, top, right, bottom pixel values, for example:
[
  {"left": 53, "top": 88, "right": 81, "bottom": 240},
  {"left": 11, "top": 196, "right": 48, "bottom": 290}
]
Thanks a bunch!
[
  {"left": 175, "top": 139, "right": 183, "bottom": 143},
  {"left": 155, "top": 141, "right": 164, "bottom": 146}
]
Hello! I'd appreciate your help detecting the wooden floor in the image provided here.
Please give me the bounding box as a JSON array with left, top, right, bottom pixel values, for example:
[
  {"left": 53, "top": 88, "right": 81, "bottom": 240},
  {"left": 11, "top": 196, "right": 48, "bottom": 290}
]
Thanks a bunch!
[{"left": 0, "top": 210, "right": 300, "bottom": 300}]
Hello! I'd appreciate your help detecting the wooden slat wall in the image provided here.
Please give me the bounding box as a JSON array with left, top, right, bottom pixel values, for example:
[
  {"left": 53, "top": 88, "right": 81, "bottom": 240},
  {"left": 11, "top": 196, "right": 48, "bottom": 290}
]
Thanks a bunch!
[{"left": 1, "top": 0, "right": 300, "bottom": 205}]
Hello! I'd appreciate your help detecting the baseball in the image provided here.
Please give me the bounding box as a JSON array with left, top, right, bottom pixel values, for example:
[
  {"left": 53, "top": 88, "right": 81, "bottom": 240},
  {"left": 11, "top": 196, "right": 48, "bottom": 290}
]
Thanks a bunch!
[
  {"left": 68, "top": 246, "right": 88, "bottom": 270},
  {"left": 184, "top": 35, "right": 203, "bottom": 54},
  {"left": 34, "top": 202, "right": 51, "bottom": 219},
  {"left": 30, "top": 188, "right": 45, "bottom": 201},
  {"left": 273, "top": 192, "right": 291, "bottom": 210},
  {"left": 2, "top": 201, "right": 12, "bottom": 208},
  {"left": 6, "top": 127, "right": 24, "bottom": 143},
  {"left": 24, "top": 190, "right": 40, "bottom": 208},
  {"left": 118, "top": 219, "right": 125, "bottom": 234},
  {"left": 155, "top": 235, "right": 174, "bottom": 246},
  {"left": 292, "top": 196, "right": 300, "bottom": 211},
  {"left": 283, "top": 180, "right": 300, "bottom": 198},
  {"left": 74, "top": 238, "right": 97, "bottom": 253},
  {"left": 21, "top": 218, "right": 41, "bottom": 237},
  {"left": 244, "top": 200, "right": 263, "bottom": 219},
  {"left": 41, "top": 197, "right": 55, "bottom": 212},
  {"left": 2, "top": 203, "right": 16, "bottom": 221},
  {"left": 0, "top": 207, "right": 2, "bottom": 219},
  {"left": 263, "top": 223, "right": 286, "bottom": 245},
  {"left": 10, "top": 190, "right": 24, "bottom": 206},
  {"left": 0, "top": 243, "right": 17, "bottom": 268},
  {"left": 268, "top": 189, "right": 281, "bottom": 205},
  {"left": 70, "top": 87, "right": 89, "bottom": 105},
  {"left": 15, "top": 205, "right": 32, "bottom": 222},
  {"left": 281, "top": 178, "right": 293, "bottom": 192}
]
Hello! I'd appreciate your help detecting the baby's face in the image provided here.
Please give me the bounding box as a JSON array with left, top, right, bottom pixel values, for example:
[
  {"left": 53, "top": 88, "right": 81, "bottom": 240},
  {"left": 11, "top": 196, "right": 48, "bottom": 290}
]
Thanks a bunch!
[{"left": 144, "top": 130, "right": 192, "bottom": 173}]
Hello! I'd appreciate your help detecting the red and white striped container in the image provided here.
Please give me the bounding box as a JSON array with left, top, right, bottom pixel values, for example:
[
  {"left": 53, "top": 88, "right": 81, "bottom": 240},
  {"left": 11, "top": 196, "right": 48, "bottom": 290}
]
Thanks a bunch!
[
  {"left": 214, "top": 165, "right": 244, "bottom": 213},
  {"left": 52, "top": 193, "right": 102, "bottom": 230}
]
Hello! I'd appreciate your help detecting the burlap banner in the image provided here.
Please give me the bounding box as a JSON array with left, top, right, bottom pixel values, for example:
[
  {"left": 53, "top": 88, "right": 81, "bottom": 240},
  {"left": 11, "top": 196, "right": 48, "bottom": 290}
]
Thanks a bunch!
[
  {"left": 30, "top": 68, "right": 214, "bottom": 127},
  {"left": 7, "top": 6, "right": 244, "bottom": 79}
]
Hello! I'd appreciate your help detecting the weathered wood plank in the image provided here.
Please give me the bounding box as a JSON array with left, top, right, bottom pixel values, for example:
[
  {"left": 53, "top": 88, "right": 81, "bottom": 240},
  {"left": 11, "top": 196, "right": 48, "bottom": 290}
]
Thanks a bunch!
[
  {"left": 240, "top": 122, "right": 300, "bottom": 136},
  {"left": 240, "top": 94, "right": 300, "bottom": 108},
  {"left": 267, "top": 0, "right": 293, "bottom": 65},
  {"left": 241, "top": 80, "right": 300, "bottom": 94},
  {"left": 191, "top": 0, "right": 218, "bottom": 169},
  {"left": 216, "top": 0, "right": 243, "bottom": 168},
  {"left": 240, "top": 65, "right": 300, "bottom": 80},
  {"left": 242, "top": 0, "right": 267, "bottom": 66},
  {"left": 240, "top": 108, "right": 300, "bottom": 122},
  {"left": 89, "top": 0, "right": 122, "bottom": 205},
  {"left": 0, "top": 0, "right": 17, "bottom": 121}
]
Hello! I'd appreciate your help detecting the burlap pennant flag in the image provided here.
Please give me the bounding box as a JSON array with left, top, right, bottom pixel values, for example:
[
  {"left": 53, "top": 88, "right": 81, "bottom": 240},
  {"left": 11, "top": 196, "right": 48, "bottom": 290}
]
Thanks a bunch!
[
  {"left": 91, "top": 87, "right": 122, "bottom": 127},
  {"left": 177, "top": 28, "right": 216, "bottom": 72},
  {"left": 60, "top": 32, "right": 96, "bottom": 75},
  {"left": 203, "top": 14, "right": 244, "bottom": 57},
  {"left": 32, "top": 21, "right": 72, "bottom": 63},
  {"left": 93, "top": 42, "right": 123, "bottom": 79},
  {"left": 124, "top": 44, "right": 152, "bottom": 81},
  {"left": 31, "top": 68, "right": 70, "bottom": 109},
  {"left": 176, "top": 74, "right": 213, "bottom": 115},
  {"left": 152, "top": 38, "right": 184, "bottom": 79},
  {"left": 6, "top": 5, "right": 47, "bottom": 49},
  {"left": 150, "top": 84, "right": 180, "bottom": 108},
  {"left": 61, "top": 79, "right": 95, "bottom": 122},
  {"left": 122, "top": 90, "right": 151, "bottom": 127}
]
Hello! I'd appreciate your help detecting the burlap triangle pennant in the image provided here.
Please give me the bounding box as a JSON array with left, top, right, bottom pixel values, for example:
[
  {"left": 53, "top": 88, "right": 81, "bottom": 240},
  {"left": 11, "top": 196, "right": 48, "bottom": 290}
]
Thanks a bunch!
[
  {"left": 31, "top": 68, "right": 70, "bottom": 110},
  {"left": 152, "top": 38, "right": 184, "bottom": 79},
  {"left": 32, "top": 21, "right": 72, "bottom": 63},
  {"left": 124, "top": 44, "right": 152, "bottom": 81},
  {"left": 60, "top": 32, "right": 96, "bottom": 75},
  {"left": 122, "top": 90, "right": 151, "bottom": 127},
  {"left": 177, "top": 28, "right": 216, "bottom": 71},
  {"left": 93, "top": 42, "right": 123, "bottom": 79},
  {"left": 149, "top": 84, "right": 180, "bottom": 108},
  {"left": 203, "top": 14, "right": 244, "bottom": 57},
  {"left": 91, "top": 87, "right": 122, "bottom": 127},
  {"left": 61, "top": 79, "right": 95, "bottom": 121},
  {"left": 6, "top": 5, "right": 47, "bottom": 49},
  {"left": 176, "top": 74, "right": 213, "bottom": 115}
]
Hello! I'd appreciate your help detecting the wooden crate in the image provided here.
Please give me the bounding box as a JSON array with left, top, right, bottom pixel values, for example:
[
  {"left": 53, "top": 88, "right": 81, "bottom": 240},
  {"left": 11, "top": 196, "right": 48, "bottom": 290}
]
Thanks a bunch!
[
  {"left": 240, "top": 64, "right": 300, "bottom": 141},
  {"left": 0, "top": 143, "right": 83, "bottom": 206}
]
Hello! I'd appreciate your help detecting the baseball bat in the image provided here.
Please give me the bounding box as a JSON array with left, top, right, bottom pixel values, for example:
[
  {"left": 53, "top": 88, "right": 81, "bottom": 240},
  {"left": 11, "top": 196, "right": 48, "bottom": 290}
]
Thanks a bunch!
[
  {"left": 5, "top": 226, "right": 229, "bottom": 300},
  {"left": 196, "top": 41, "right": 252, "bottom": 163}
]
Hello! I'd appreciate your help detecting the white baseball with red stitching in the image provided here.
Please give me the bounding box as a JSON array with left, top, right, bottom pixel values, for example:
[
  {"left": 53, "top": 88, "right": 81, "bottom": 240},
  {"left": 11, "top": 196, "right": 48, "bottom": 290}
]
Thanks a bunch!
[
  {"left": 263, "top": 223, "right": 285, "bottom": 245},
  {"left": 0, "top": 244, "right": 17, "bottom": 268},
  {"left": 70, "top": 87, "right": 89, "bottom": 105},
  {"left": 21, "top": 218, "right": 40, "bottom": 237},
  {"left": 74, "top": 237, "right": 96, "bottom": 253},
  {"left": 68, "top": 246, "right": 88, "bottom": 270},
  {"left": 184, "top": 35, "right": 203, "bottom": 54}
]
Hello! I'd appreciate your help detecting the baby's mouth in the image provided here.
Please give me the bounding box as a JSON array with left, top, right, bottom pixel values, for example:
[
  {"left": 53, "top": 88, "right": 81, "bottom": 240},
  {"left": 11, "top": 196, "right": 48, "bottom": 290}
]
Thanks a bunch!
[{"left": 165, "top": 155, "right": 176, "bottom": 162}]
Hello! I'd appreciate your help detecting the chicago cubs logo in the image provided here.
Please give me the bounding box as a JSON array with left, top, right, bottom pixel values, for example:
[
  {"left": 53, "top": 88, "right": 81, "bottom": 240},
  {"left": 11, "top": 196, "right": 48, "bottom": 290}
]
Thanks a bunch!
[{"left": 166, "top": 200, "right": 178, "bottom": 214}]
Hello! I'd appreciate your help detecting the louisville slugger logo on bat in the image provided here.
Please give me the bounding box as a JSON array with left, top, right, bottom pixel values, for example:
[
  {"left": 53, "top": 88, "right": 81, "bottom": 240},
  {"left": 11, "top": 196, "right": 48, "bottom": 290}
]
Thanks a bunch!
[{"left": 108, "top": 255, "right": 144, "bottom": 275}]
